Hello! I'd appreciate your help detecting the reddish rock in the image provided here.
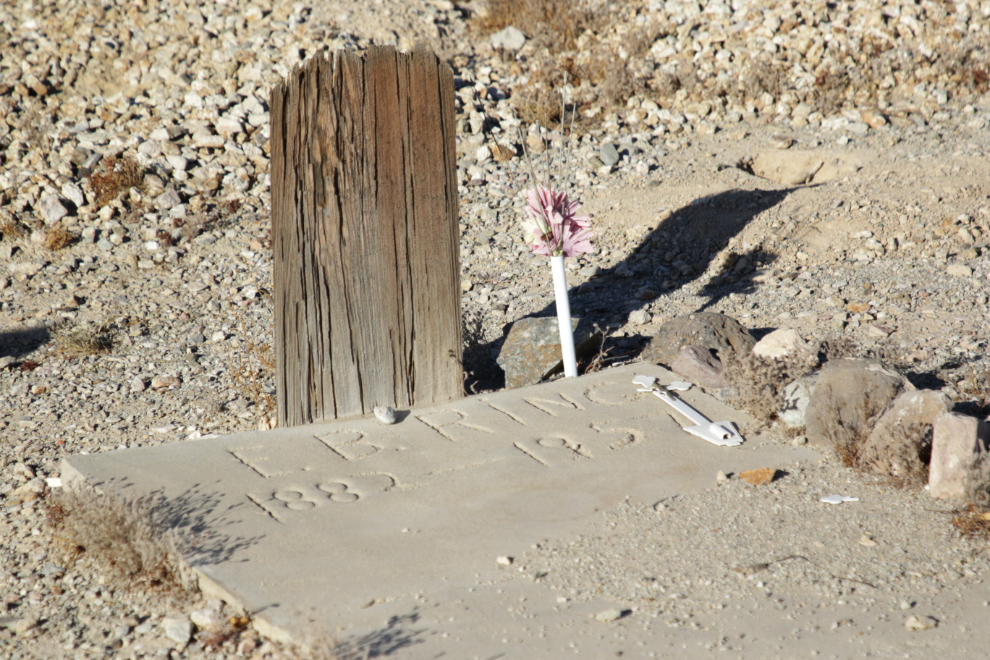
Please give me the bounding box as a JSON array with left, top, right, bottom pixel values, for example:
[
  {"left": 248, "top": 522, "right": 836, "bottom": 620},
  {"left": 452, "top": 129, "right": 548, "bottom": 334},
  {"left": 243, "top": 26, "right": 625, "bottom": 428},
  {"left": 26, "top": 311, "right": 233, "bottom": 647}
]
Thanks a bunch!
[
  {"left": 670, "top": 345, "right": 726, "bottom": 389},
  {"left": 643, "top": 312, "right": 755, "bottom": 367}
]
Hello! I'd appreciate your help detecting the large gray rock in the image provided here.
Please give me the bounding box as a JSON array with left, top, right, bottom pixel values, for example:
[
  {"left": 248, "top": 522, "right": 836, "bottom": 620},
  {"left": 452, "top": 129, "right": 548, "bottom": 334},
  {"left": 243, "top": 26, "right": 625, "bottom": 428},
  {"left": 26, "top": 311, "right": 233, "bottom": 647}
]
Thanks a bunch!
[
  {"left": 929, "top": 412, "right": 990, "bottom": 499},
  {"left": 496, "top": 317, "right": 600, "bottom": 389},
  {"left": 670, "top": 345, "right": 726, "bottom": 389},
  {"left": 643, "top": 312, "right": 755, "bottom": 367},
  {"left": 805, "top": 357, "right": 913, "bottom": 450},
  {"left": 858, "top": 389, "right": 951, "bottom": 478}
]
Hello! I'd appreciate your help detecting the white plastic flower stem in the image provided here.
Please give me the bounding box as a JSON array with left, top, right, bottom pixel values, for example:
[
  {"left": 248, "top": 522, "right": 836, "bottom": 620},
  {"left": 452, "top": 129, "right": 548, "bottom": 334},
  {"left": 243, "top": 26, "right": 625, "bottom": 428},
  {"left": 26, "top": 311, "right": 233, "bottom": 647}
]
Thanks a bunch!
[{"left": 550, "top": 255, "right": 578, "bottom": 378}]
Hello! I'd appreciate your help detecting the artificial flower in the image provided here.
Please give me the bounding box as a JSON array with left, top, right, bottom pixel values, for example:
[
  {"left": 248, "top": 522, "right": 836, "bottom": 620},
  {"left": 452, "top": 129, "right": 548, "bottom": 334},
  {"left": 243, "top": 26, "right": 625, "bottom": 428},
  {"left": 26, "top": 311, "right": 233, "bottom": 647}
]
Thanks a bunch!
[{"left": 523, "top": 185, "right": 594, "bottom": 257}]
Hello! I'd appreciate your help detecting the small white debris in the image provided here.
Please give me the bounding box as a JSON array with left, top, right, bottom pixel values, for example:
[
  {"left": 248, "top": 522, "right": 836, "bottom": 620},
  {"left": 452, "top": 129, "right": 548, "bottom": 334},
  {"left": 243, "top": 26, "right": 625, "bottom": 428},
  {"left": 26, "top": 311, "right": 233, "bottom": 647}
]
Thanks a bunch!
[
  {"left": 496, "top": 556, "right": 513, "bottom": 566},
  {"left": 374, "top": 406, "right": 397, "bottom": 425},
  {"left": 820, "top": 495, "right": 859, "bottom": 504},
  {"left": 904, "top": 615, "right": 937, "bottom": 631},
  {"left": 716, "top": 470, "right": 729, "bottom": 485},
  {"left": 44, "top": 477, "right": 62, "bottom": 489},
  {"left": 667, "top": 381, "right": 693, "bottom": 391},
  {"left": 595, "top": 608, "right": 623, "bottom": 623}
]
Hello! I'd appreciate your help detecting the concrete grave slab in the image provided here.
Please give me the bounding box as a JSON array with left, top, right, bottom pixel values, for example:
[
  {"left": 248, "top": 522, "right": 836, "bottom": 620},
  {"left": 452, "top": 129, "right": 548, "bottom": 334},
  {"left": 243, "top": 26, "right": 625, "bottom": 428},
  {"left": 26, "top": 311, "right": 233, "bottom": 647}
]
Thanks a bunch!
[{"left": 62, "top": 365, "right": 817, "bottom": 655}]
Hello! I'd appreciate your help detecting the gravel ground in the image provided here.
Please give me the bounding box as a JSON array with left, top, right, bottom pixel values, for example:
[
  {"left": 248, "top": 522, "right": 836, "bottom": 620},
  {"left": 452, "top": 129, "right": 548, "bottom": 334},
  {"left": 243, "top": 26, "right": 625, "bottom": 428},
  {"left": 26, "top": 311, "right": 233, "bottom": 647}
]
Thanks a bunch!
[
  {"left": 517, "top": 461, "right": 990, "bottom": 631},
  {"left": 1, "top": 0, "right": 989, "bottom": 658}
]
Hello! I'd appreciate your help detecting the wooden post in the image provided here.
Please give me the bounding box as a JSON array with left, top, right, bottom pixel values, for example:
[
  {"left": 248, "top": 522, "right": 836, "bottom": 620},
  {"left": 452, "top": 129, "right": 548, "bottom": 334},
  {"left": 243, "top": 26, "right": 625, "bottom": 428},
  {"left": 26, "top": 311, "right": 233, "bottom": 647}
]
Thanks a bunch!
[{"left": 270, "top": 47, "right": 463, "bottom": 427}]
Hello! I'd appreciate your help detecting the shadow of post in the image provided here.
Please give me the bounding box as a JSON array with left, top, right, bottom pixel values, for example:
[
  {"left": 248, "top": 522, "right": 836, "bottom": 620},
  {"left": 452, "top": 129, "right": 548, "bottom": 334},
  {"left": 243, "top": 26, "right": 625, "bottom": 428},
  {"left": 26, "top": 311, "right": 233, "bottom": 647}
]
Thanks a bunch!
[
  {"left": 465, "top": 186, "right": 797, "bottom": 387},
  {"left": 0, "top": 325, "right": 51, "bottom": 359}
]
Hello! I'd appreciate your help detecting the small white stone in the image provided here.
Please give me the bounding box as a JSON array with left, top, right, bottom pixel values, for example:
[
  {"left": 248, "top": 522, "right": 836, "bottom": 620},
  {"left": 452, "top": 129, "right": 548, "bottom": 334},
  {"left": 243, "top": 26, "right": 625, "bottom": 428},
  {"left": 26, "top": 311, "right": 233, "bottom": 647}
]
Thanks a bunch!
[
  {"left": 161, "top": 617, "right": 193, "bottom": 644},
  {"left": 595, "top": 608, "right": 623, "bottom": 623},
  {"left": 946, "top": 263, "right": 972, "bottom": 277},
  {"left": 904, "top": 615, "right": 936, "bottom": 631},
  {"left": 716, "top": 470, "right": 729, "bottom": 485},
  {"left": 629, "top": 309, "right": 650, "bottom": 325},
  {"left": 374, "top": 406, "right": 397, "bottom": 425},
  {"left": 496, "top": 556, "right": 513, "bottom": 566}
]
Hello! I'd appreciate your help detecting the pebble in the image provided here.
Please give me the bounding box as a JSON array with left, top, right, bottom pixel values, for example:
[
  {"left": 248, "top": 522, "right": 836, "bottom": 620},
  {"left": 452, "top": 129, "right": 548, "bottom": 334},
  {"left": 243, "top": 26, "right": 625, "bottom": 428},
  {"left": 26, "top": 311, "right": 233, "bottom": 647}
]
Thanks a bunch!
[
  {"left": 161, "top": 616, "right": 193, "bottom": 644},
  {"left": 38, "top": 196, "right": 69, "bottom": 224},
  {"left": 904, "top": 615, "right": 937, "bottom": 632},
  {"left": 595, "top": 608, "right": 623, "bottom": 623},
  {"left": 599, "top": 144, "right": 621, "bottom": 167},
  {"left": 374, "top": 406, "right": 397, "bottom": 425}
]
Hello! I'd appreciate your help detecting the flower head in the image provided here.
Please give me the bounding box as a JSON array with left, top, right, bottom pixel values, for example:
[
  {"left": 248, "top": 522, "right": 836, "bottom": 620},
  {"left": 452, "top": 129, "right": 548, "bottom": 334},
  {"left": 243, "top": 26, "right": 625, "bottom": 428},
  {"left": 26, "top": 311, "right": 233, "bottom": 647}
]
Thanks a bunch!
[{"left": 523, "top": 185, "right": 593, "bottom": 257}]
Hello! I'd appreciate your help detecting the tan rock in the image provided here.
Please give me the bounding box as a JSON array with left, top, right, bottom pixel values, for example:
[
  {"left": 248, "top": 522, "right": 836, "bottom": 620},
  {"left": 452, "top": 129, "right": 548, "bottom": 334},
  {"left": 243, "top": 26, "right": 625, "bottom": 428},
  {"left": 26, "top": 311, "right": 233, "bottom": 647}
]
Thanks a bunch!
[
  {"left": 7, "top": 478, "right": 45, "bottom": 505},
  {"left": 858, "top": 390, "right": 951, "bottom": 478},
  {"left": 752, "top": 328, "right": 807, "bottom": 361},
  {"left": 929, "top": 413, "right": 990, "bottom": 499},
  {"left": 805, "top": 358, "right": 913, "bottom": 449},
  {"left": 739, "top": 467, "right": 775, "bottom": 486},
  {"left": 670, "top": 345, "right": 726, "bottom": 389},
  {"left": 151, "top": 375, "right": 181, "bottom": 389}
]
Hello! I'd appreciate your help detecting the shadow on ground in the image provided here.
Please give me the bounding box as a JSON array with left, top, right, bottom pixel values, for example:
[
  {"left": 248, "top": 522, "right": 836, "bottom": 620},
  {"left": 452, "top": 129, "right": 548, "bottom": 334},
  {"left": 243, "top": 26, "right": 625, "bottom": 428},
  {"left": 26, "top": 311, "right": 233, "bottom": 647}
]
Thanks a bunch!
[
  {"left": 464, "top": 186, "right": 797, "bottom": 391},
  {"left": 333, "top": 612, "right": 424, "bottom": 658},
  {"left": 0, "top": 324, "right": 51, "bottom": 359}
]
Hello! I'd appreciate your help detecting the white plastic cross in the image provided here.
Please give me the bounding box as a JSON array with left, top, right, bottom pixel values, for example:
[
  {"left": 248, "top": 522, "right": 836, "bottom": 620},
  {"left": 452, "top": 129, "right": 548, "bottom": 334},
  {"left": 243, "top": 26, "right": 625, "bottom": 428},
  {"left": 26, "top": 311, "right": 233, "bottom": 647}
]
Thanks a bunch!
[{"left": 632, "top": 375, "right": 744, "bottom": 447}]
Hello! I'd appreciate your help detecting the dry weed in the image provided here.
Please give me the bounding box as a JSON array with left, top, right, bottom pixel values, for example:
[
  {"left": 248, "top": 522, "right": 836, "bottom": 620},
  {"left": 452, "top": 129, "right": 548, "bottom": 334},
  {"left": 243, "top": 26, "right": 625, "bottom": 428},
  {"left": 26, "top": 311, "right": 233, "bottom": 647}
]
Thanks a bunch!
[
  {"left": 43, "top": 225, "right": 75, "bottom": 251},
  {"left": 0, "top": 214, "right": 26, "bottom": 240},
  {"left": 474, "top": 0, "right": 592, "bottom": 51},
  {"left": 578, "top": 323, "right": 612, "bottom": 375},
  {"left": 724, "top": 349, "right": 817, "bottom": 423},
  {"left": 474, "top": 1, "right": 656, "bottom": 126},
  {"left": 54, "top": 321, "right": 114, "bottom": 358},
  {"left": 818, "top": 334, "right": 858, "bottom": 363},
  {"left": 87, "top": 155, "right": 144, "bottom": 207},
  {"left": 965, "top": 451, "right": 990, "bottom": 509},
  {"left": 952, "top": 363, "right": 990, "bottom": 416},
  {"left": 229, "top": 305, "right": 277, "bottom": 419},
  {"left": 45, "top": 485, "right": 196, "bottom": 596},
  {"left": 857, "top": 422, "right": 932, "bottom": 489},
  {"left": 951, "top": 504, "right": 990, "bottom": 541}
]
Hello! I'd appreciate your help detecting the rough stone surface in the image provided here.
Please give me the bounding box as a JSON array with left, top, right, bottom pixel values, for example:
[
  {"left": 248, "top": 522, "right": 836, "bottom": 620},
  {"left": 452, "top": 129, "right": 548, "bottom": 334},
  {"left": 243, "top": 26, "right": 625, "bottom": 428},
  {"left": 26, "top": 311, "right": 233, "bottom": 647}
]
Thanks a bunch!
[
  {"left": 779, "top": 373, "right": 818, "bottom": 428},
  {"left": 670, "top": 344, "right": 726, "bottom": 389},
  {"left": 490, "top": 26, "right": 526, "bottom": 51},
  {"left": 752, "top": 328, "right": 807, "bottom": 360},
  {"left": 929, "top": 413, "right": 990, "bottom": 499},
  {"left": 38, "top": 195, "right": 69, "bottom": 224},
  {"left": 859, "top": 390, "right": 952, "bottom": 478},
  {"left": 644, "top": 313, "right": 755, "bottom": 366},
  {"left": 161, "top": 616, "right": 193, "bottom": 645},
  {"left": 496, "top": 316, "right": 600, "bottom": 389},
  {"left": 805, "top": 358, "right": 913, "bottom": 449},
  {"left": 189, "top": 601, "right": 224, "bottom": 631},
  {"left": 599, "top": 143, "right": 621, "bottom": 167}
]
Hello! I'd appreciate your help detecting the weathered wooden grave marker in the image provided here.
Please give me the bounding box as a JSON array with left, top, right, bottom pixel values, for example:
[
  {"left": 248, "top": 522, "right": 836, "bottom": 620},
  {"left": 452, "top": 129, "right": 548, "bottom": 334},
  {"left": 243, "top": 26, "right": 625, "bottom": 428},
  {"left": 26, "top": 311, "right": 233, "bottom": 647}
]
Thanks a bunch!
[{"left": 270, "top": 46, "right": 462, "bottom": 427}]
